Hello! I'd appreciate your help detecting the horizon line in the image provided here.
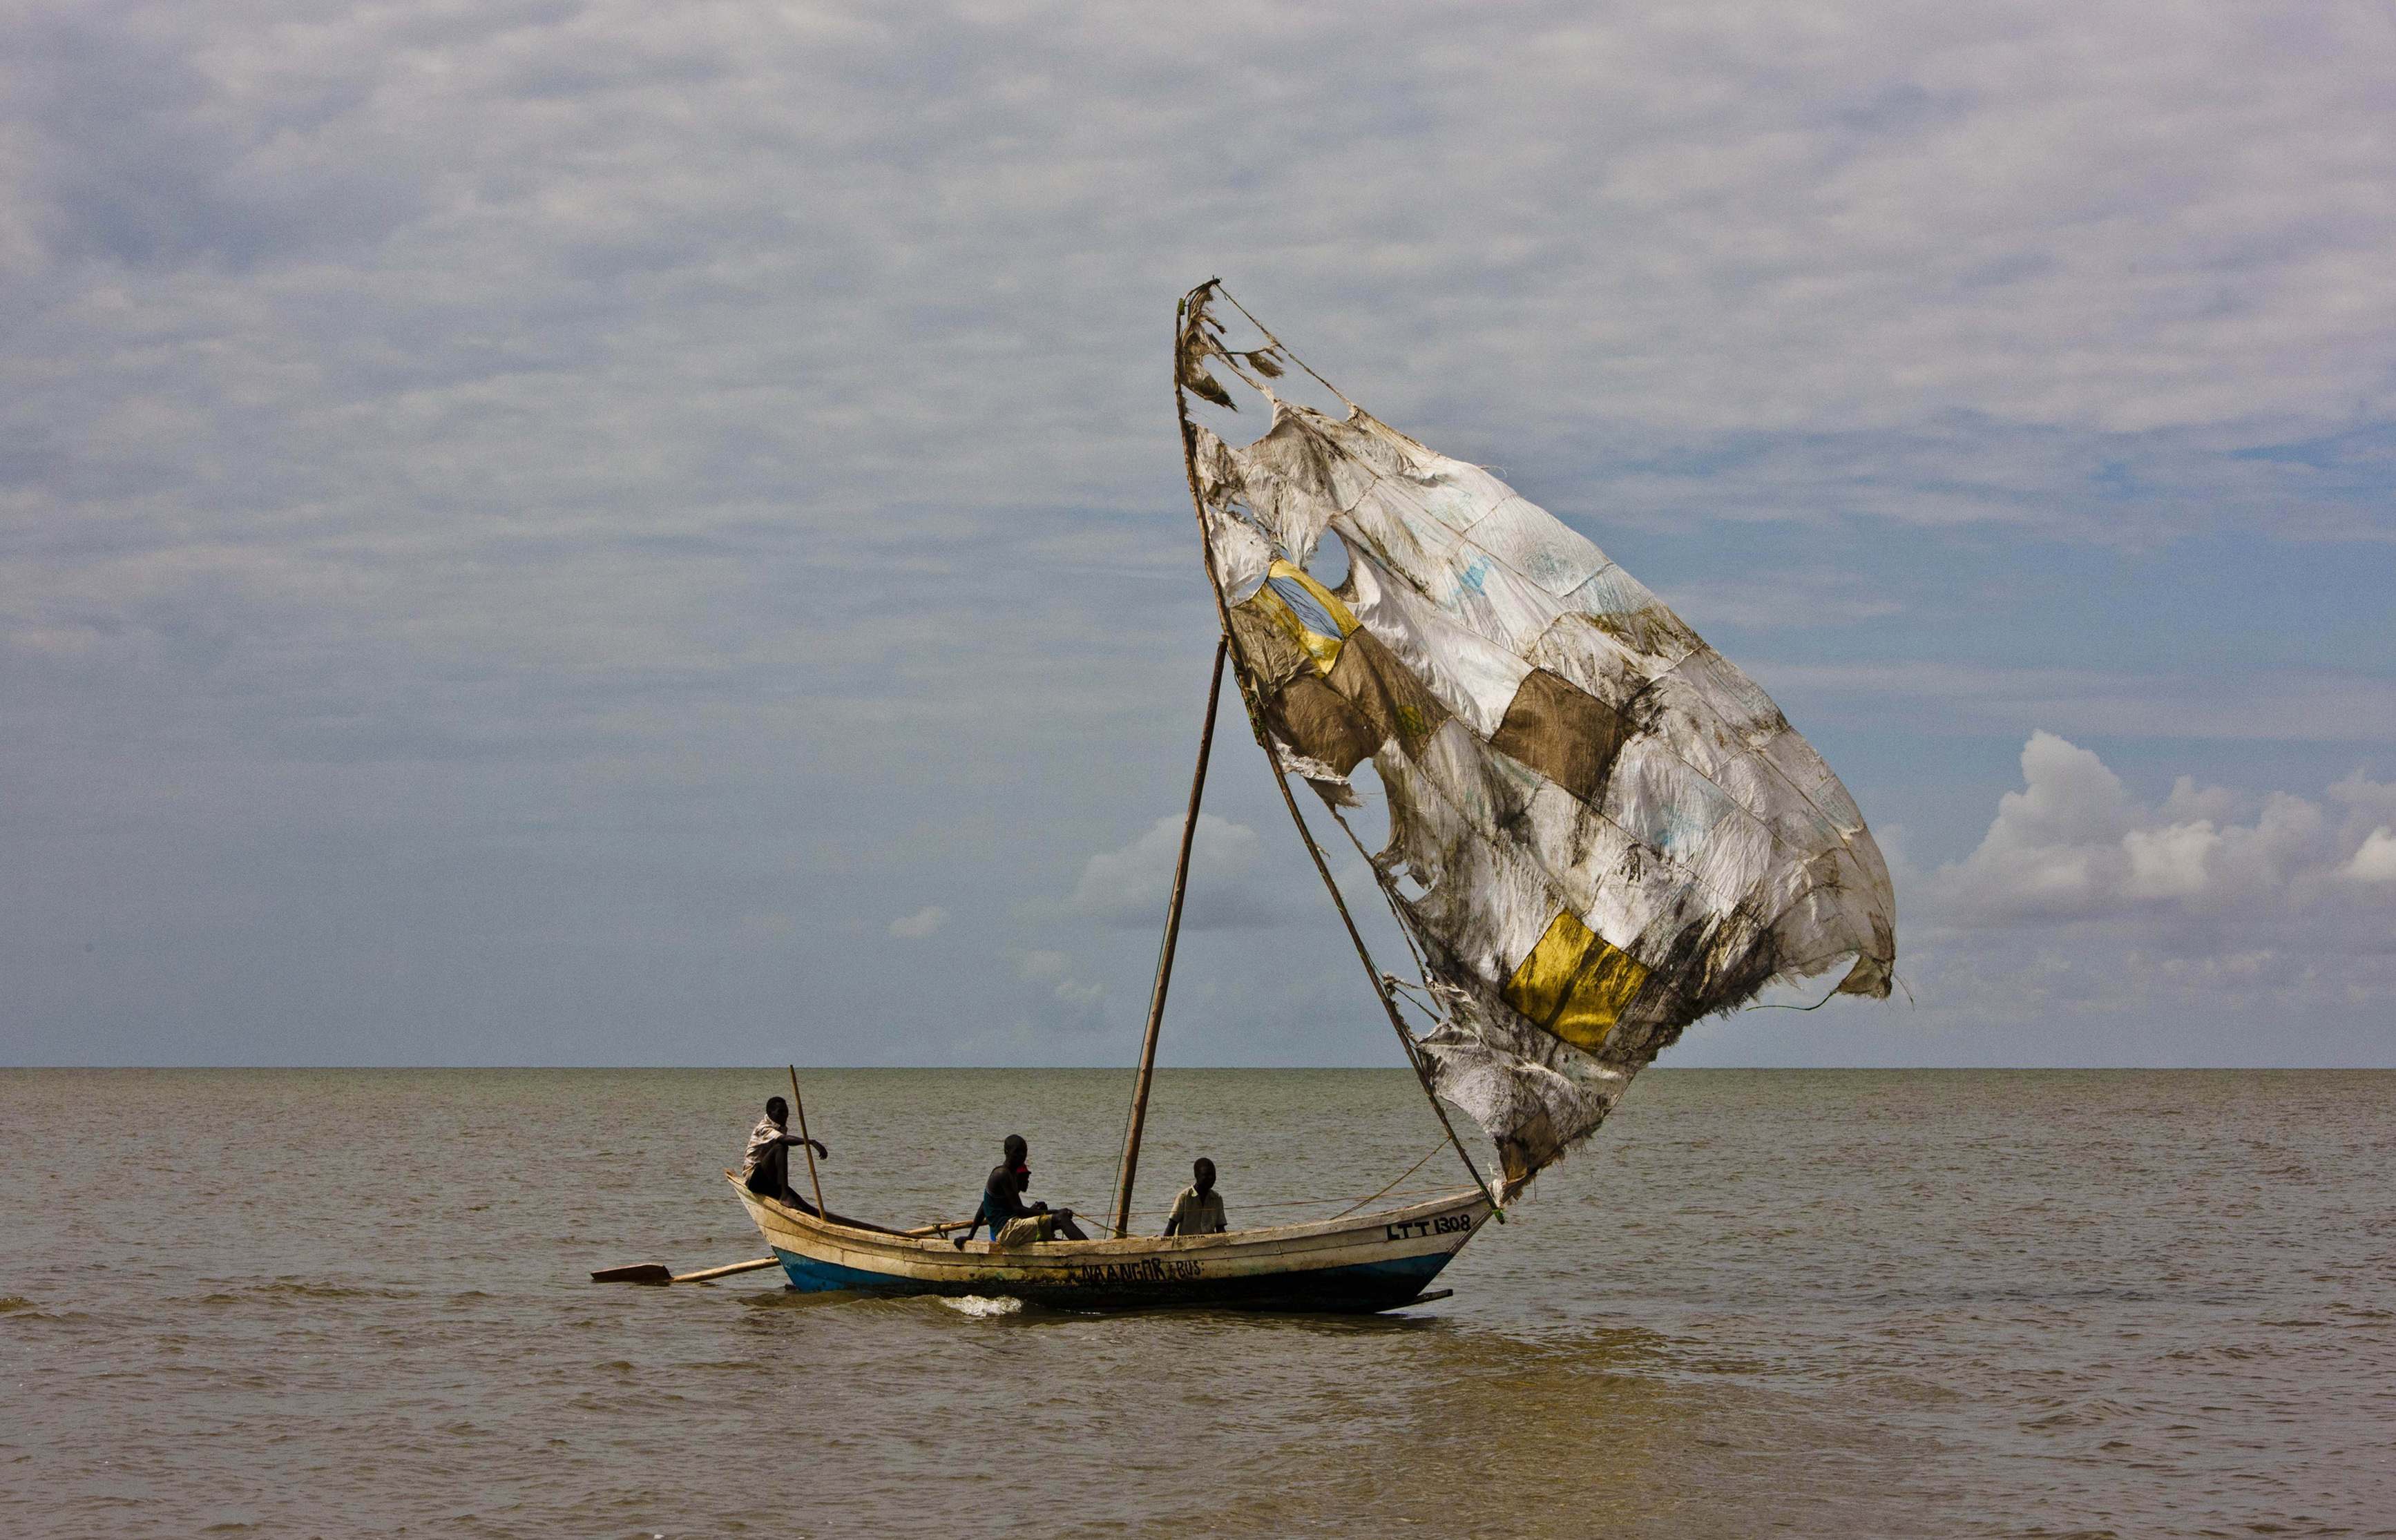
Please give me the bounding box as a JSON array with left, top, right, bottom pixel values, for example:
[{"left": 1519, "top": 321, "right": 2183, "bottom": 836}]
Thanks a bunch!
[{"left": 5, "top": 1062, "right": 2390, "bottom": 1072}]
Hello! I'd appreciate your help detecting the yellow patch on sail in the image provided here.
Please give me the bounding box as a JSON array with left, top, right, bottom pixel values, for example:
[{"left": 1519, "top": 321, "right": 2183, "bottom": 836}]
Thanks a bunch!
[
  {"left": 1500, "top": 910, "right": 1649, "bottom": 1051},
  {"left": 1248, "top": 559, "right": 1357, "bottom": 673}
]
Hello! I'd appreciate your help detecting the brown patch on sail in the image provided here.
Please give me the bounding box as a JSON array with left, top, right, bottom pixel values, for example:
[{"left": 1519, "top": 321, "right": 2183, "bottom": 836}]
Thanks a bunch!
[
  {"left": 1489, "top": 668, "right": 1627, "bottom": 805},
  {"left": 1497, "top": 1137, "right": 1537, "bottom": 1198},
  {"left": 1325, "top": 630, "right": 1448, "bottom": 757},
  {"left": 1270, "top": 673, "right": 1382, "bottom": 776},
  {"left": 1227, "top": 601, "right": 1312, "bottom": 692}
]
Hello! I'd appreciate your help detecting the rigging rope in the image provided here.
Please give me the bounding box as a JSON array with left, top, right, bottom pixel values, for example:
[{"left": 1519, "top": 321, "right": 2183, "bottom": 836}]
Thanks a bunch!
[{"left": 1327, "top": 1140, "right": 1452, "bottom": 1221}]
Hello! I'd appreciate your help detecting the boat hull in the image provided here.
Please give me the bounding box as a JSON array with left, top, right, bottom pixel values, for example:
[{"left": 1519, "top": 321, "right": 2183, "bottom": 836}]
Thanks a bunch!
[{"left": 732, "top": 1178, "right": 1492, "bottom": 1313}]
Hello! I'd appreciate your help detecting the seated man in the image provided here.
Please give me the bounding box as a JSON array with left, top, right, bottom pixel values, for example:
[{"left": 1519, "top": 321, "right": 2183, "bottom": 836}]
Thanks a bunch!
[
  {"left": 1162, "top": 1157, "right": 1227, "bottom": 1237},
  {"left": 957, "top": 1134, "right": 1089, "bottom": 1246},
  {"left": 742, "top": 1096, "right": 828, "bottom": 1213}
]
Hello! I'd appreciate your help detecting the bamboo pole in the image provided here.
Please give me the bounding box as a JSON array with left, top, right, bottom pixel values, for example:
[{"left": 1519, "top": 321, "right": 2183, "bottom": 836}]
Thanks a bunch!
[
  {"left": 787, "top": 1064, "right": 827, "bottom": 1218},
  {"left": 1110, "top": 636, "right": 1229, "bottom": 1239},
  {"left": 1168, "top": 285, "right": 1500, "bottom": 1213}
]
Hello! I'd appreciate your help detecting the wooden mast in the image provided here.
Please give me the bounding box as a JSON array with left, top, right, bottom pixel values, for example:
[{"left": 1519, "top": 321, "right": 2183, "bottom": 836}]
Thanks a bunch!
[{"left": 1109, "top": 636, "right": 1229, "bottom": 1239}]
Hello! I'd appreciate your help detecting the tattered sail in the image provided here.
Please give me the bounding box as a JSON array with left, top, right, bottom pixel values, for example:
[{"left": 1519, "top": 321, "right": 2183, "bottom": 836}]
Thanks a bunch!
[{"left": 1177, "top": 284, "right": 1896, "bottom": 1200}]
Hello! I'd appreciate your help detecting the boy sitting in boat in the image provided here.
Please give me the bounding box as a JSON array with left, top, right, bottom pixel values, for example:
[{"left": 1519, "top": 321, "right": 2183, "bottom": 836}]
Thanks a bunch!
[
  {"left": 958, "top": 1134, "right": 1089, "bottom": 1245},
  {"left": 1162, "top": 1157, "right": 1227, "bottom": 1236},
  {"left": 742, "top": 1096, "right": 828, "bottom": 1213}
]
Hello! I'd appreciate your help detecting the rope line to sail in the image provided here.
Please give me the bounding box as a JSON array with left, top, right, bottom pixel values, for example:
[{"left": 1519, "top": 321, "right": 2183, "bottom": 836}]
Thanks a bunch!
[
  {"left": 1744, "top": 981, "right": 1843, "bottom": 1012},
  {"left": 1325, "top": 1141, "right": 1451, "bottom": 1221},
  {"left": 1104, "top": 1075, "right": 1139, "bottom": 1231},
  {"left": 1173, "top": 285, "right": 1499, "bottom": 1214},
  {"left": 1211, "top": 285, "right": 1358, "bottom": 413},
  {"left": 1382, "top": 974, "right": 1447, "bottom": 1026},
  {"left": 1322, "top": 797, "right": 1439, "bottom": 996}
]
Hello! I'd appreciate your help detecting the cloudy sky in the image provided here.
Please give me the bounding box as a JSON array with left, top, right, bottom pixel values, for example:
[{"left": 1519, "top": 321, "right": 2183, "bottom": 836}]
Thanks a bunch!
[{"left": 6, "top": 1, "right": 2390, "bottom": 1067}]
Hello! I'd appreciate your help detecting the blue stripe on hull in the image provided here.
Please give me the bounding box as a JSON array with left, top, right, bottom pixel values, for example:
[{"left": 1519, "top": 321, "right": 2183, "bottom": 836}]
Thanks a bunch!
[{"left": 769, "top": 1247, "right": 1457, "bottom": 1313}]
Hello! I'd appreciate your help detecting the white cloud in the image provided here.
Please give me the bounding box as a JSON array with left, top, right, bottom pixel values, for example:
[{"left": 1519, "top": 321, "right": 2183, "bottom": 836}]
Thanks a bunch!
[
  {"left": 888, "top": 905, "right": 947, "bottom": 939},
  {"left": 1068, "top": 814, "right": 1296, "bottom": 931},
  {"left": 2348, "top": 829, "right": 2396, "bottom": 885},
  {"left": 1013, "top": 948, "right": 1104, "bottom": 1033},
  {"left": 1929, "top": 732, "right": 2382, "bottom": 923},
  {"left": 1862, "top": 733, "right": 2396, "bottom": 1057},
  {"left": 3, "top": 0, "right": 2390, "bottom": 581}
]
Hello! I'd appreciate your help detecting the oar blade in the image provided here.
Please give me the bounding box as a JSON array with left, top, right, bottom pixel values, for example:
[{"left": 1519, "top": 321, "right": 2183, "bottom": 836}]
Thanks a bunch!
[{"left": 590, "top": 1262, "right": 674, "bottom": 1285}]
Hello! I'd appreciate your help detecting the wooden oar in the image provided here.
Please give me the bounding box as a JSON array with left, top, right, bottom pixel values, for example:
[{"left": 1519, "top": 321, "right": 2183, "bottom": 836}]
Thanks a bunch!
[{"left": 591, "top": 1256, "right": 779, "bottom": 1286}]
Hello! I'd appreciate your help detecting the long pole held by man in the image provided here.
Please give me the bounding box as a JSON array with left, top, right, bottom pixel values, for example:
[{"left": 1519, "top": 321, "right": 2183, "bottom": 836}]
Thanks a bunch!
[{"left": 788, "top": 1065, "right": 827, "bottom": 1217}]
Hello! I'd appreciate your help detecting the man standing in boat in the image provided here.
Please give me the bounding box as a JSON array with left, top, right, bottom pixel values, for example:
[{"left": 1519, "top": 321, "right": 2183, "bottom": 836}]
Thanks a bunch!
[
  {"left": 959, "top": 1134, "right": 1089, "bottom": 1244},
  {"left": 742, "top": 1096, "right": 828, "bottom": 1213},
  {"left": 1162, "top": 1157, "right": 1227, "bottom": 1236}
]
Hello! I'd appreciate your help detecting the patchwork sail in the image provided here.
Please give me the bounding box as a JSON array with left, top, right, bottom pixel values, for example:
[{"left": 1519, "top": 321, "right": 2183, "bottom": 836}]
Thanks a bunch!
[{"left": 1176, "top": 283, "right": 1896, "bottom": 1200}]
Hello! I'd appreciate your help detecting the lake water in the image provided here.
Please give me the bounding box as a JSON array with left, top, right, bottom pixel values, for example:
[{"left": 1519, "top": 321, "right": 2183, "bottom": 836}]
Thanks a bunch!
[{"left": 3, "top": 1068, "right": 2390, "bottom": 1537}]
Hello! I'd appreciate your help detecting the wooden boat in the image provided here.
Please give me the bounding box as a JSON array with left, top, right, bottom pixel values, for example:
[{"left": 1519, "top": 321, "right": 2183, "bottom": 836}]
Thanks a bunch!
[
  {"left": 727, "top": 284, "right": 1895, "bottom": 1312},
  {"left": 734, "top": 1175, "right": 1491, "bottom": 1312}
]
